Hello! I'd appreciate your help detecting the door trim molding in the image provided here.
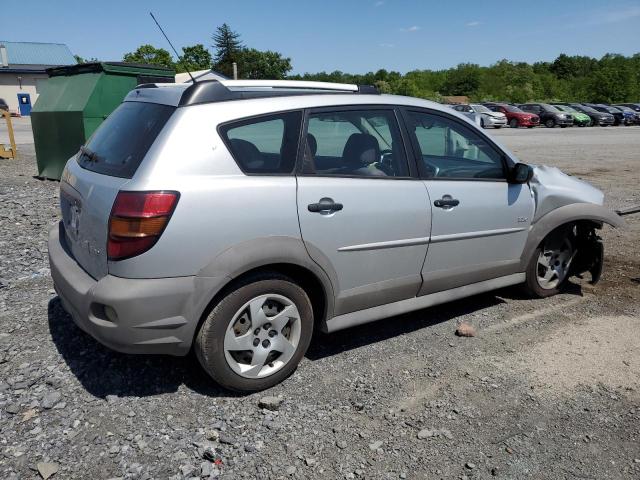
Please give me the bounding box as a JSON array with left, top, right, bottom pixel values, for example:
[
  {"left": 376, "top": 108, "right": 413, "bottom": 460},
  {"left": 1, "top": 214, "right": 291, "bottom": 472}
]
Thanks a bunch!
[
  {"left": 324, "top": 273, "right": 525, "bottom": 333},
  {"left": 338, "top": 236, "right": 430, "bottom": 252},
  {"left": 430, "top": 227, "right": 526, "bottom": 244}
]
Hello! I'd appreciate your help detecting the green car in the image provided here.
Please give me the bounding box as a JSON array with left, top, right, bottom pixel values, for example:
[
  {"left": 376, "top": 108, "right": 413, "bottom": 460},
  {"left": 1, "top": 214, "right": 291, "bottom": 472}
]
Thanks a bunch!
[{"left": 552, "top": 105, "right": 592, "bottom": 126}]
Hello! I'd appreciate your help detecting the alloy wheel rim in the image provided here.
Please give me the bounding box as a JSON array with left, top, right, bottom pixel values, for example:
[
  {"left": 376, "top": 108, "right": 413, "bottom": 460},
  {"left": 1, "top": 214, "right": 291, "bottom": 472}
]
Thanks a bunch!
[
  {"left": 223, "top": 294, "right": 301, "bottom": 379},
  {"left": 536, "top": 238, "right": 574, "bottom": 290}
]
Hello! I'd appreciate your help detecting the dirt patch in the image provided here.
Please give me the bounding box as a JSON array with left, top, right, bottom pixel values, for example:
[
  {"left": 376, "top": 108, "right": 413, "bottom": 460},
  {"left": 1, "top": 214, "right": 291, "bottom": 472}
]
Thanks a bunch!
[{"left": 518, "top": 315, "right": 640, "bottom": 395}]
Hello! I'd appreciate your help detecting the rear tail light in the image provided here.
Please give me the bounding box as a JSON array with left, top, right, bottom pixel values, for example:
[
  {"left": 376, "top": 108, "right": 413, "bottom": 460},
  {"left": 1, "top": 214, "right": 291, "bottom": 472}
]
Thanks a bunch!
[{"left": 108, "top": 191, "right": 179, "bottom": 260}]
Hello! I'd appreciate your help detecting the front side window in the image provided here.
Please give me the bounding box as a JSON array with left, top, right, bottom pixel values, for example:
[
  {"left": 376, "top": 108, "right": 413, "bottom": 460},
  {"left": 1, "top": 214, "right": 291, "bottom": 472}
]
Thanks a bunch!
[
  {"left": 304, "top": 109, "right": 409, "bottom": 178},
  {"left": 220, "top": 111, "right": 302, "bottom": 174},
  {"left": 408, "top": 111, "right": 505, "bottom": 180}
]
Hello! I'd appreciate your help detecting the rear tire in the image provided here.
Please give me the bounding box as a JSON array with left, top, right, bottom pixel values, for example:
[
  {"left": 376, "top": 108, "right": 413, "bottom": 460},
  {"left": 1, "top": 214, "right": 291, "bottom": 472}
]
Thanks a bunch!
[
  {"left": 545, "top": 118, "right": 556, "bottom": 128},
  {"left": 195, "top": 272, "right": 314, "bottom": 392},
  {"left": 523, "top": 229, "right": 575, "bottom": 298},
  {"left": 509, "top": 118, "right": 519, "bottom": 128}
]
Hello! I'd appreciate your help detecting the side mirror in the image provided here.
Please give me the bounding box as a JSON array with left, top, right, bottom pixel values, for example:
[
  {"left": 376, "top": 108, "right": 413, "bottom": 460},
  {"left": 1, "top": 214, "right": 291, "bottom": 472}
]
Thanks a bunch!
[{"left": 509, "top": 162, "right": 533, "bottom": 184}]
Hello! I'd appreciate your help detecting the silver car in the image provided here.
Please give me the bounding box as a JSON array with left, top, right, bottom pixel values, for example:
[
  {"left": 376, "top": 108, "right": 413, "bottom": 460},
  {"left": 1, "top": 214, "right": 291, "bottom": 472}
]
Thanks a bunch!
[
  {"left": 450, "top": 103, "right": 507, "bottom": 128},
  {"left": 48, "top": 80, "right": 623, "bottom": 391}
]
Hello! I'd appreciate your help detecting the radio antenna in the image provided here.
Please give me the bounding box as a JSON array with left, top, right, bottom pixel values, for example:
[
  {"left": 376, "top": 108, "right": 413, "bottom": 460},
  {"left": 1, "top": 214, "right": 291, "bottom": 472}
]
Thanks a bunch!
[{"left": 149, "top": 11, "right": 196, "bottom": 83}]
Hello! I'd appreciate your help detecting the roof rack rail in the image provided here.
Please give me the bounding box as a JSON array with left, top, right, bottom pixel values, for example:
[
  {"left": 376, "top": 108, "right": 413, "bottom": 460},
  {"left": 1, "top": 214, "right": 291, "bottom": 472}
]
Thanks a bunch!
[{"left": 177, "top": 79, "right": 380, "bottom": 107}]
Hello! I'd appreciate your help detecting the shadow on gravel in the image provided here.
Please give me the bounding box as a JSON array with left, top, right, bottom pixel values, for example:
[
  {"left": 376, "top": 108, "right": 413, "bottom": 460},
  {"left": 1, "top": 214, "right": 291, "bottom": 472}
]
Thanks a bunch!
[
  {"left": 306, "top": 290, "right": 508, "bottom": 360},
  {"left": 47, "top": 298, "right": 239, "bottom": 399},
  {"left": 307, "top": 281, "right": 585, "bottom": 360}
]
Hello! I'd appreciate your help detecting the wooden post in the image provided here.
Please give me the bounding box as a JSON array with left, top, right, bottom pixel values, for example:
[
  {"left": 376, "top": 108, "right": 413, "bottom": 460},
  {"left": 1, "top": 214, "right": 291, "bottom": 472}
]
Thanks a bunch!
[{"left": 0, "top": 109, "right": 17, "bottom": 159}]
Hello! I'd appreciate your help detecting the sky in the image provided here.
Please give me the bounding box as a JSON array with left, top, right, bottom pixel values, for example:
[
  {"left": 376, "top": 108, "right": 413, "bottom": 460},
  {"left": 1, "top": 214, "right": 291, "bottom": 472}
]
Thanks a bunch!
[{"left": 5, "top": 0, "right": 640, "bottom": 74}]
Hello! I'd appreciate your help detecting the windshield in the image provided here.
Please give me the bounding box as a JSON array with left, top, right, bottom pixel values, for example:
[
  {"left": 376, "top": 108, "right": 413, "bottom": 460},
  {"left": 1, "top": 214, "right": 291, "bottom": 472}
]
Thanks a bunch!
[
  {"left": 77, "top": 102, "right": 175, "bottom": 179},
  {"left": 541, "top": 104, "right": 561, "bottom": 112},
  {"left": 500, "top": 104, "right": 524, "bottom": 113},
  {"left": 470, "top": 104, "right": 491, "bottom": 113},
  {"left": 574, "top": 104, "right": 597, "bottom": 114},
  {"left": 615, "top": 106, "right": 633, "bottom": 112}
]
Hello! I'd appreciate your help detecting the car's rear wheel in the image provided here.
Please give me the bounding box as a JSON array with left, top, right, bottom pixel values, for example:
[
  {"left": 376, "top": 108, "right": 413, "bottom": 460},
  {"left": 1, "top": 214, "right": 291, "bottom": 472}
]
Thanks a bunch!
[
  {"left": 524, "top": 231, "right": 575, "bottom": 298},
  {"left": 509, "top": 118, "right": 519, "bottom": 128},
  {"left": 195, "top": 273, "right": 313, "bottom": 392},
  {"left": 545, "top": 118, "right": 556, "bottom": 128}
]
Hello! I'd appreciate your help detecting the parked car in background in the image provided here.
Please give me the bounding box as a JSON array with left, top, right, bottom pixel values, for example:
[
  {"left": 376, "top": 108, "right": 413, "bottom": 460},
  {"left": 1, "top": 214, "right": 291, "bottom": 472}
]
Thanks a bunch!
[
  {"left": 483, "top": 103, "right": 539, "bottom": 128},
  {"left": 0, "top": 98, "right": 9, "bottom": 113},
  {"left": 445, "top": 104, "right": 481, "bottom": 126},
  {"left": 449, "top": 104, "right": 507, "bottom": 128},
  {"left": 566, "top": 103, "right": 615, "bottom": 126},
  {"left": 613, "top": 105, "right": 640, "bottom": 124},
  {"left": 614, "top": 103, "right": 640, "bottom": 113},
  {"left": 551, "top": 104, "right": 591, "bottom": 127},
  {"left": 586, "top": 104, "right": 627, "bottom": 126},
  {"left": 47, "top": 79, "right": 624, "bottom": 391},
  {"left": 518, "top": 103, "right": 574, "bottom": 128}
]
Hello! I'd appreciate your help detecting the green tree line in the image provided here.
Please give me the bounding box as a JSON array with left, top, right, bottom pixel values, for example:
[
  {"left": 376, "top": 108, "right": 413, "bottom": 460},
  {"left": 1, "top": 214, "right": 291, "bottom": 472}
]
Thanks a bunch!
[
  {"left": 118, "top": 24, "right": 639, "bottom": 102},
  {"left": 290, "top": 53, "right": 640, "bottom": 103}
]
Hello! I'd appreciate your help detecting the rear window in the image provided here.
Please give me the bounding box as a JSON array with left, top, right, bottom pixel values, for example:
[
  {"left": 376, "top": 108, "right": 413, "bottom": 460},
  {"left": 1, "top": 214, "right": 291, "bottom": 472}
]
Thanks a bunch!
[{"left": 77, "top": 102, "right": 174, "bottom": 178}]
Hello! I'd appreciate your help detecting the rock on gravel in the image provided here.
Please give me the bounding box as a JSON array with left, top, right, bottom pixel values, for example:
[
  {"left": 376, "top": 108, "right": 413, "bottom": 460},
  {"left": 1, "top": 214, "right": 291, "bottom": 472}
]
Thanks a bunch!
[
  {"left": 455, "top": 322, "right": 476, "bottom": 337},
  {"left": 36, "top": 462, "right": 59, "bottom": 479},
  {"left": 258, "top": 395, "right": 283, "bottom": 411},
  {"left": 40, "top": 391, "right": 61, "bottom": 409}
]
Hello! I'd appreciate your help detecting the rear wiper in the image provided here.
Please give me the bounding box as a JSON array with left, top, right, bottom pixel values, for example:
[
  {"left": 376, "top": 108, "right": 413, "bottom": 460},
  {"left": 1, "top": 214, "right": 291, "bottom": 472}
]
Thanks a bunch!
[{"left": 79, "top": 145, "right": 100, "bottom": 163}]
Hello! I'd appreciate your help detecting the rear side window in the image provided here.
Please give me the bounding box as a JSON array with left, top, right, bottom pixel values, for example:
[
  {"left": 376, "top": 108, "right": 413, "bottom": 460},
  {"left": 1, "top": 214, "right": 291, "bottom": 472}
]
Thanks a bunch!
[
  {"left": 77, "top": 102, "right": 174, "bottom": 179},
  {"left": 220, "top": 111, "right": 302, "bottom": 174}
]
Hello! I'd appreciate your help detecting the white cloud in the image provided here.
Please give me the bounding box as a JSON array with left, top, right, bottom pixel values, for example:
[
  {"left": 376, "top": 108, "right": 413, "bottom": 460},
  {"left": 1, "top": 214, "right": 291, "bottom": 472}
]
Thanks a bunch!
[
  {"left": 465, "top": 21, "right": 481, "bottom": 27},
  {"left": 400, "top": 26, "right": 420, "bottom": 32},
  {"left": 379, "top": 43, "right": 395, "bottom": 48},
  {"left": 374, "top": 1, "right": 384, "bottom": 6}
]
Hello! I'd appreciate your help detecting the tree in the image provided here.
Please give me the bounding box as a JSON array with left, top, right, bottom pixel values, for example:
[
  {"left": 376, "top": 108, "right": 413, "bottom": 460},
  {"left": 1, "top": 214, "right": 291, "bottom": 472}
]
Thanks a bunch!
[
  {"left": 177, "top": 44, "right": 212, "bottom": 73},
  {"left": 212, "top": 23, "right": 244, "bottom": 77},
  {"left": 442, "top": 63, "right": 481, "bottom": 96},
  {"left": 123, "top": 44, "right": 174, "bottom": 68},
  {"left": 74, "top": 55, "right": 98, "bottom": 64},
  {"left": 236, "top": 48, "right": 292, "bottom": 79}
]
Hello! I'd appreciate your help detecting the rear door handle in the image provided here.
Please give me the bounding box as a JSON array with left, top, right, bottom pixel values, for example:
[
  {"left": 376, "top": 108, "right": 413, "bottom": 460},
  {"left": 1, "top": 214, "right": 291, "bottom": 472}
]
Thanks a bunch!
[
  {"left": 434, "top": 197, "right": 460, "bottom": 208},
  {"left": 308, "top": 201, "right": 343, "bottom": 213}
]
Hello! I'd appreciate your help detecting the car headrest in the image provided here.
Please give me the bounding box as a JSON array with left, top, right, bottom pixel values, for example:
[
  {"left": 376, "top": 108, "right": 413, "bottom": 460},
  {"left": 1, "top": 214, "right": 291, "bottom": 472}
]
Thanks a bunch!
[
  {"left": 342, "top": 133, "right": 380, "bottom": 167},
  {"left": 229, "top": 138, "right": 263, "bottom": 169}
]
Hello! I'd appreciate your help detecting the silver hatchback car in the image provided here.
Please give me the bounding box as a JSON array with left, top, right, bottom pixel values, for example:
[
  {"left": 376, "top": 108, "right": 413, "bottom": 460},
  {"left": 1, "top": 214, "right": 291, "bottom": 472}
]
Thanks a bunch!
[{"left": 48, "top": 80, "right": 623, "bottom": 391}]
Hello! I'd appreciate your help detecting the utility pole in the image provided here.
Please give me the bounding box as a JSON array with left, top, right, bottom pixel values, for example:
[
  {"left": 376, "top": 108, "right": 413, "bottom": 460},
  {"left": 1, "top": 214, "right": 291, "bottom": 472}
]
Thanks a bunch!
[{"left": 232, "top": 62, "right": 238, "bottom": 80}]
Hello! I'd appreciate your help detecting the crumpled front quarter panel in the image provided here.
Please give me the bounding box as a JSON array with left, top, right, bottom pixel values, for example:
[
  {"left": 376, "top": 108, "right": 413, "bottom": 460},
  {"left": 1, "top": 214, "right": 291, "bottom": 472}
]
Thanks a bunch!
[{"left": 529, "top": 165, "right": 605, "bottom": 222}]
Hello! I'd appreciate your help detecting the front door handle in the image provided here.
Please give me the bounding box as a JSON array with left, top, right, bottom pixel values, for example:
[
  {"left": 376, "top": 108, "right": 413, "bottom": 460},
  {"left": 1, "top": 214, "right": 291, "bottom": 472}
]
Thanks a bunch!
[
  {"left": 434, "top": 197, "right": 460, "bottom": 208},
  {"left": 308, "top": 200, "right": 343, "bottom": 213}
]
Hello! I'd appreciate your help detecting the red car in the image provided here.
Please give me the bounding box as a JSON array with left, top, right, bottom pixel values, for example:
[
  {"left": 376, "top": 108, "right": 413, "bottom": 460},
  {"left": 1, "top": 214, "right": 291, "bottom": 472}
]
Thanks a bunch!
[{"left": 483, "top": 103, "right": 539, "bottom": 128}]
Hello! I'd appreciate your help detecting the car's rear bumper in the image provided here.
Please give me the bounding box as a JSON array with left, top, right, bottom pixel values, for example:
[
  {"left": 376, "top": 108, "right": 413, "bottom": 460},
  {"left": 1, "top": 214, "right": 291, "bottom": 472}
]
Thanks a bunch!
[{"left": 48, "top": 222, "right": 227, "bottom": 356}]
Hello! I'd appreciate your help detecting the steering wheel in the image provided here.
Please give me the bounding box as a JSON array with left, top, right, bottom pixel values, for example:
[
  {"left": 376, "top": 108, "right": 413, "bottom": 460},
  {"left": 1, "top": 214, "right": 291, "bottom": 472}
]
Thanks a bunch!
[{"left": 377, "top": 149, "right": 395, "bottom": 175}]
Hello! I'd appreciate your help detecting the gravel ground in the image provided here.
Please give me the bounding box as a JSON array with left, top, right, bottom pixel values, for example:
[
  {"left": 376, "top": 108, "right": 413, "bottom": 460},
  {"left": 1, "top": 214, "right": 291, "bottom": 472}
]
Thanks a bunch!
[{"left": 1, "top": 127, "right": 639, "bottom": 480}]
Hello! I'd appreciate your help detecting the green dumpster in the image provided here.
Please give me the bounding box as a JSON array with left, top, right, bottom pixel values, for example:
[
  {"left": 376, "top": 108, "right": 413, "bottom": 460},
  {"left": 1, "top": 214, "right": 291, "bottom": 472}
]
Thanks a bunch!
[{"left": 31, "top": 62, "right": 175, "bottom": 180}]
